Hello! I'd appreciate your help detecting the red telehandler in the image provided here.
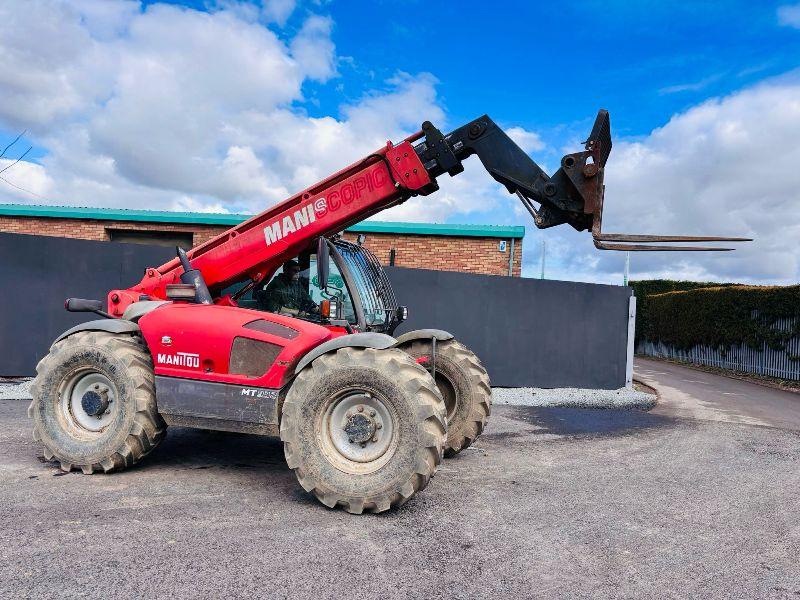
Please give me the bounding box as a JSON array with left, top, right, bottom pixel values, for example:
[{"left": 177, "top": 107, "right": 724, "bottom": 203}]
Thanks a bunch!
[{"left": 28, "top": 111, "right": 747, "bottom": 513}]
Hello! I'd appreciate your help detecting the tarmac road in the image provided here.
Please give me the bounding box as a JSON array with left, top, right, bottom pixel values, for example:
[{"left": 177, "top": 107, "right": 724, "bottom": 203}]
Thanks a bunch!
[
  {"left": 637, "top": 357, "right": 800, "bottom": 430},
  {"left": 1, "top": 362, "right": 798, "bottom": 599}
]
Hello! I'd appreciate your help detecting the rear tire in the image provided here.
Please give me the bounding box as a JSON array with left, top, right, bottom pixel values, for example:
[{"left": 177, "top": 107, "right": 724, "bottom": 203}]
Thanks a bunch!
[
  {"left": 400, "top": 339, "right": 491, "bottom": 456},
  {"left": 280, "top": 347, "right": 447, "bottom": 514},
  {"left": 28, "top": 331, "right": 166, "bottom": 473}
]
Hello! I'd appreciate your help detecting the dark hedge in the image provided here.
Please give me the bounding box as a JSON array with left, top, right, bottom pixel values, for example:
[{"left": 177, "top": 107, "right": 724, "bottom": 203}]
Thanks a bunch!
[
  {"left": 630, "top": 280, "right": 737, "bottom": 345},
  {"left": 632, "top": 281, "right": 800, "bottom": 355}
]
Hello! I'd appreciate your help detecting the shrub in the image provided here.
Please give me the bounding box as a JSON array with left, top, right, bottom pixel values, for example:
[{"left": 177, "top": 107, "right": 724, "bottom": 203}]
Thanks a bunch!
[
  {"left": 630, "top": 280, "right": 737, "bottom": 345},
  {"left": 633, "top": 281, "right": 800, "bottom": 355}
]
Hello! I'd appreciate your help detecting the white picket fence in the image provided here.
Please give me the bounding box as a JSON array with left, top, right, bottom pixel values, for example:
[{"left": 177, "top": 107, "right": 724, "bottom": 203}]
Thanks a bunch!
[{"left": 637, "top": 317, "right": 800, "bottom": 380}]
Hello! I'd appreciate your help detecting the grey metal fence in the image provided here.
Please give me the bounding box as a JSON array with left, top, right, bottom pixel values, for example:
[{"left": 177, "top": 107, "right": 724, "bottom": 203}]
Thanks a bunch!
[
  {"left": 637, "top": 317, "right": 800, "bottom": 380},
  {"left": 0, "top": 232, "right": 634, "bottom": 388},
  {"left": 388, "top": 267, "right": 634, "bottom": 389}
]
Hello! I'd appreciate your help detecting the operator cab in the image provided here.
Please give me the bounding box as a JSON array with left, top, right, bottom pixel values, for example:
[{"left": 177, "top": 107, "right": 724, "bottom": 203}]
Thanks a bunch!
[{"left": 222, "top": 238, "right": 407, "bottom": 335}]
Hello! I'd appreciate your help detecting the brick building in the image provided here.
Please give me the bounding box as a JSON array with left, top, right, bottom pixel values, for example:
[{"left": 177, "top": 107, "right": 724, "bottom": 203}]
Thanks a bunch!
[{"left": 0, "top": 204, "right": 523, "bottom": 276}]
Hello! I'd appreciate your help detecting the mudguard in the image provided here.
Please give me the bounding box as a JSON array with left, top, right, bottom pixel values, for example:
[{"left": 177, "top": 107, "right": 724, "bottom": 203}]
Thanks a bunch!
[
  {"left": 53, "top": 318, "right": 140, "bottom": 345},
  {"left": 393, "top": 328, "right": 454, "bottom": 346},
  {"left": 295, "top": 332, "right": 396, "bottom": 374},
  {"left": 122, "top": 300, "right": 169, "bottom": 322}
]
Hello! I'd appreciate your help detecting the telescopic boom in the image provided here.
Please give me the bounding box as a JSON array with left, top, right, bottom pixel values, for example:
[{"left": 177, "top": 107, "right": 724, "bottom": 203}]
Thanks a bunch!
[{"left": 107, "top": 110, "right": 749, "bottom": 316}]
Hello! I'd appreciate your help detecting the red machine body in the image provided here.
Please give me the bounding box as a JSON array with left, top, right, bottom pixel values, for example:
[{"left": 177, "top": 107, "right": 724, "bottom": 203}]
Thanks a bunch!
[
  {"left": 138, "top": 303, "right": 337, "bottom": 390},
  {"left": 112, "top": 138, "right": 432, "bottom": 392},
  {"left": 104, "top": 134, "right": 440, "bottom": 392}
]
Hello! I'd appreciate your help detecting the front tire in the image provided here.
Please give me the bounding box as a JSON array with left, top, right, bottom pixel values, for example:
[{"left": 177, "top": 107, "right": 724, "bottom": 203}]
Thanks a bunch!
[
  {"left": 280, "top": 347, "right": 447, "bottom": 514},
  {"left": 29, "top": 331, "right": 166, "bottom": 473},
  {"left": 400, "top": 339, "right": 491, "bottom": 456}
]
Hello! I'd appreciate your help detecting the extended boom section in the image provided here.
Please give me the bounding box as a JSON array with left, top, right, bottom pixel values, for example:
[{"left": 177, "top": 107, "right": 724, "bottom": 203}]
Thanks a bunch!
[{"left": 108, "top": 135, "right": 432, "bottom": 315}]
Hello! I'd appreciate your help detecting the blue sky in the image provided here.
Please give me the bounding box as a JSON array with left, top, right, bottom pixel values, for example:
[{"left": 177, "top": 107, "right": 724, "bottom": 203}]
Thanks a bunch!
[{"left": 1, "top": 0, "right": 800, "bottom": 283}]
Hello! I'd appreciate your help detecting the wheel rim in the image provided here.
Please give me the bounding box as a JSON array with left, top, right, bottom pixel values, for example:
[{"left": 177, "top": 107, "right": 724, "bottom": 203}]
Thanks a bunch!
[
  {"left": 435, "top": 373, "right": 457, "bottom": 421},
  {"left": 318, "top": 389, "right": 397, "bottom": 475},
  {"left": 59, "top": 370, "right": 117, "bottom": 434}
]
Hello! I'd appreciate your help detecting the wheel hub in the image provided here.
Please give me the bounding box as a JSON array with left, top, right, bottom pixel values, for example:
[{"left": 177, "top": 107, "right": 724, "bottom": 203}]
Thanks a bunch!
[
  {"left": 60, "top": 372, "right": 117, "bottom": 433},
  {"left": 321, "top": 392, "right": 395, "bottom": 469},
  {"left": 343, "top": 412, "right": 376, "bottom": 444},
  {"left": 81, "top": 388, "right": 109, "bottom": 417}
]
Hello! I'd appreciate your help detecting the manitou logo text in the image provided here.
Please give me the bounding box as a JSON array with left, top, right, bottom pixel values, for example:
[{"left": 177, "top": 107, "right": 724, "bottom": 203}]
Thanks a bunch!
[
  {"left": 262, "top": 166, "right": 391, "bottom": 247},
  {"left": 264, "top": 202, "right": 322, "bottom": 246},
  {"left": 156, "top": 352, "right": 200, "bottom": 368}
]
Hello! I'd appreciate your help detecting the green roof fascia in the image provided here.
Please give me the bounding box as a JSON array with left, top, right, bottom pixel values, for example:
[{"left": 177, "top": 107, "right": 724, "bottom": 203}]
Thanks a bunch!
[
  {"left": 0, "top": 204, "right": 524, "bottom": 239},
  {"left": 345, "top": 221, "right": 525, "bottom": 239},
  {"left": 0, "top": 204, "right": 249, "bottom": 226}
]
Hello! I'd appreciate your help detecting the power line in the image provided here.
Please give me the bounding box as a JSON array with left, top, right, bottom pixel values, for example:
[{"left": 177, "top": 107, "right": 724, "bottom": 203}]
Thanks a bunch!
[
  {"left": 0, "top": 130, "right": 26, "bottom": 161},
  {"left": 0, "top": 145, "right": 32, "bottom": 176},
  {"left": 0, "top": 130, "right": 44, "bottom": 199},
  {"left": 0, "top": 175, "right": 46, "bottom": 200}
]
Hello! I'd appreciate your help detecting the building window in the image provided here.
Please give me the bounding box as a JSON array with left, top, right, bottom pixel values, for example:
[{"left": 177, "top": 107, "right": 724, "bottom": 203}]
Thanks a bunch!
[{"left": 107, "top": 228, "right": 193, "bottom": 249}]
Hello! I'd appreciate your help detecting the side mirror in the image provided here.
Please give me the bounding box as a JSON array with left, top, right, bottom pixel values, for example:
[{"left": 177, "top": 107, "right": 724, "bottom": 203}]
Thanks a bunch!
[{"left": 316, "top": 237, "right": 329, "bottom": 290}]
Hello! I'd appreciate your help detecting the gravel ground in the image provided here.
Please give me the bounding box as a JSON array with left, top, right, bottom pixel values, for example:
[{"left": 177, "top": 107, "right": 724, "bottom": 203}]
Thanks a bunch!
[
  {"left": 1, "top": 392, "right": 798, "bottom": 598},
  {"left": 0, "top": 380, "right": 31, "bottom": 400},
  {"left": 0, "top": 379, "right": 655, "bottom": 409},
  {"left": 493, "top": 385, "right": 655, "bottom": 410}
]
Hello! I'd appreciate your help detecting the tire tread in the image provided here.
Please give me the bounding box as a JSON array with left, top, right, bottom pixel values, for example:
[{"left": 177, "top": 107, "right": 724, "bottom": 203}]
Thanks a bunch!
[
  {"left": 402, "top": 339, "right": 491, "bottom": 456},
  {"left": 280, "top": 347, "right": 446, "bottom": 514},
  {"left": 31, "top": 331, "right": 166, "bottom": 474}
]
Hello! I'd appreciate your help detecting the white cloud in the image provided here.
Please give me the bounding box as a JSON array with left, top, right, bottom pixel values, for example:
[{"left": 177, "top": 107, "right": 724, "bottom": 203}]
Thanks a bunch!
[
  {"left": 658, "top": 73, "right": 723, "bottom": 95},
  {"left": 0, "top": 1, "right": 456, "bottom": 216},
  {"left": 341, "top": 72, "right": 444, "bottom": 140},
  {"left": 260, "top": 0, "right": 296, "bottom": 26},
  {"left": 68, "top": 0, "right": 140, "bottom": 39},
  {"left": 381, "top": 159, "right": 514, "bottom": 223},
  {"left": 0, "top": 158, "right": 55, "bottom": 200},
  {"left": 0, "top": 0, "right": 111, "bottom": 128},
  {"left": 506, "top": 126, "right": 545, "bottom": 153},
  {"left": 777, "top": 3, "right": 800, "bottom": 28},
  {"left": 171, "top": 195, "right": 230, "bottom": 214},
  {"left": 290, "top": 15, "right": 336, "bottom": 82},
  {"left": 0, "top": 0, "right": 540, "bottom": 233}
]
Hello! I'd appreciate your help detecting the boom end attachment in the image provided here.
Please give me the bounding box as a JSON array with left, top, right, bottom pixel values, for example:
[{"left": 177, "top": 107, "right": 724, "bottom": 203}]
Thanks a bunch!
[{"left": 536, "top": 110, "right": 752, "bottom": 252}]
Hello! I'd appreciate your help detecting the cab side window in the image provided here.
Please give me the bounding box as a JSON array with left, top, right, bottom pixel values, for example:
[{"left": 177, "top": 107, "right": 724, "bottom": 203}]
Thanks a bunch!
[
  {"left": 308, "top": 254, "right": 357, "bottom": 324},
  {"left": 223, "top": 252, "right": 358, "bottom": 325}
]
